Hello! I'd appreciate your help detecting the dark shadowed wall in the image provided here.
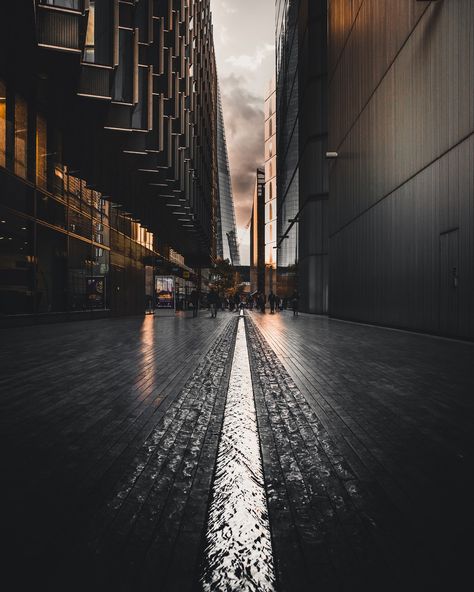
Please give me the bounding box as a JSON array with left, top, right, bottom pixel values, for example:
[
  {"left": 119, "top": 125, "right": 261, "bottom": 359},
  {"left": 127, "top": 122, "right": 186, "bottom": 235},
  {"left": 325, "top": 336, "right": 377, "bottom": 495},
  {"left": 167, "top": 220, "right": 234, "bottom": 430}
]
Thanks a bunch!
[{"left": 328, "top": 0, "right": 474, "bottom": 339}]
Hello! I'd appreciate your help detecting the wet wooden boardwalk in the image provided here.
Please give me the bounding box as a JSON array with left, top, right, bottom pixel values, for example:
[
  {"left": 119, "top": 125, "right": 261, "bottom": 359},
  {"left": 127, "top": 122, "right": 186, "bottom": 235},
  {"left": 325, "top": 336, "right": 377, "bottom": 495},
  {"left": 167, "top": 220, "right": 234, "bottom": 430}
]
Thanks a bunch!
[
  {"left": 249, "top": 311, "right": 474, "bottom": 591},
  {"left": 0, "top": 314, "right": 235, "bottom": 591},
  {"left": 1, "top": 311, "right": 473, "bottom": 591}
]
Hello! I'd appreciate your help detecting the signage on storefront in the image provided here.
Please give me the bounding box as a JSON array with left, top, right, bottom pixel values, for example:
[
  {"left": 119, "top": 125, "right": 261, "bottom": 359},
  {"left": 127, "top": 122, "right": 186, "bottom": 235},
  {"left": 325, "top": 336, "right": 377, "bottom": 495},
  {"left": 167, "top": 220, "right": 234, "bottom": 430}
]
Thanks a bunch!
[{"left": 155, "top": 275, "right": 175, "bottom": 310}]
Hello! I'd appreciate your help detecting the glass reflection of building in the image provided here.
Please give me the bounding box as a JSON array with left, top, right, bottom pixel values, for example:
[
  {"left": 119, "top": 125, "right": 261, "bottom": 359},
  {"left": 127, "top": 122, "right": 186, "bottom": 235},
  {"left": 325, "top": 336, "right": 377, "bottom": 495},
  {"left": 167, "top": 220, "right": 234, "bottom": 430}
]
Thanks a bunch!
[
  {"left": 0, "top": 78, "right": 156, "bottom": 315},
  {"left": 216, "top": 85, "right": 240, "bottom": 266},
  {"left": 276, "top": 0, "right": 299, "bottom": 297},
  {"left": 264, "top": 79, "right": 277, "bottom": 294}
]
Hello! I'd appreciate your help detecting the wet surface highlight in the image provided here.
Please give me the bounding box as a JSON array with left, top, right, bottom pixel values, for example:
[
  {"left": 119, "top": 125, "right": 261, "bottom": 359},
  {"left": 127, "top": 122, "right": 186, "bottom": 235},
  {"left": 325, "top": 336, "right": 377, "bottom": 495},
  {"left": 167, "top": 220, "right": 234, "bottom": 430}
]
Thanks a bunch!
[{"left": 202, "top": 316, "right": 276, "bottom": 592}]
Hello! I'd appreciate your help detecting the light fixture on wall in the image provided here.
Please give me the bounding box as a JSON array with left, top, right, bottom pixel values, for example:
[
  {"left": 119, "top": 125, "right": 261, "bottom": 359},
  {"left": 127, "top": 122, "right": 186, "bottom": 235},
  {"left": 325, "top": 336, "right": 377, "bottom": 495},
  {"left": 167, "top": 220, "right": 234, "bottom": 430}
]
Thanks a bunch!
[{"left": 325, "top": 151, "right": 338, "bottom": 159}]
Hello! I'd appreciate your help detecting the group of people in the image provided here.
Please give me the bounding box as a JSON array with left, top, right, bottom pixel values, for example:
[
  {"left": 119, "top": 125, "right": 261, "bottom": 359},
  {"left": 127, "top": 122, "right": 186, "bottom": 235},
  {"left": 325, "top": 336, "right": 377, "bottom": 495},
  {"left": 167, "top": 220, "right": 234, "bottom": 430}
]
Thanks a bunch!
[
  {"left": 189, "top": 288, "right": 300, "bottom": 318},
  {"left": 252, "top": 290, "right": 299, "bottom": 316}
]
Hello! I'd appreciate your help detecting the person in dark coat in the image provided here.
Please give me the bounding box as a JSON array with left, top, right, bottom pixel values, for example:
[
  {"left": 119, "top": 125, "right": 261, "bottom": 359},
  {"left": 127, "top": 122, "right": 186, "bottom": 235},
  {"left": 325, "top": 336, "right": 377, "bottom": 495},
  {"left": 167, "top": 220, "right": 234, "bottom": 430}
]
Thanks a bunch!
[
  {"left": 190, "top": 289, "right": 199, "bottom": 317},
  {"left": 268, "top": 291, "right": 276, "bottom": 314},
  {"left": 233, "top": 292, "right": 241, "bottom": 312},
  {"left": 208, "top": 288, "right": 219, "bottom": 318},
  {"left": 291, "top": 290, "right": 299, "bottom": 317}
]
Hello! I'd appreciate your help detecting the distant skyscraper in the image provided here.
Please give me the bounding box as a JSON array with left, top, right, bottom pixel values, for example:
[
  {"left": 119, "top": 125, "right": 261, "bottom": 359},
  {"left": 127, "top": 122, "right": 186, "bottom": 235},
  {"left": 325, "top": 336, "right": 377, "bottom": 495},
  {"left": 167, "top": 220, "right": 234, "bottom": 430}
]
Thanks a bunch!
[
  {"left": 264, "top": 79, "right": 277, "bottom": 294},
  {"left": 216, "top": 85, "right": 240, "bottom": 265},
  {"left": 250, "top": 168, "right": 266, "bottom": 294}
]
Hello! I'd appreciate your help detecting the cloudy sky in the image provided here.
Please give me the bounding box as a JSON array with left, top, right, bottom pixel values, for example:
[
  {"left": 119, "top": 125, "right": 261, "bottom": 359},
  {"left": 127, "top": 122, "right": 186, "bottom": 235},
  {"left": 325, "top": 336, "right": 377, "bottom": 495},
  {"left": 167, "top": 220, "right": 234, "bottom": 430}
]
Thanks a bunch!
[{"left": 210, "top": 0, "right": 275, "bottom": 265}]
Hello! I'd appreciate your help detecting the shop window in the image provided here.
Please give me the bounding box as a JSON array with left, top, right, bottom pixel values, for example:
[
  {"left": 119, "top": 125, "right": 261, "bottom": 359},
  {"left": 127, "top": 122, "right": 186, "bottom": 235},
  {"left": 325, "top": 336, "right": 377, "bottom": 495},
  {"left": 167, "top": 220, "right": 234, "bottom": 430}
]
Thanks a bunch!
[
  {"left": 0, "top": 208, "right": 34, "bottom": 314},
  {"left": 36, "top": 224, "right": 68, "bottom": 313},
  {"left": 69, "top": 207, "right": 92, "bottom": 240},
  {"left": 36, "top": 114, "right": 47, "bottom": 189},
  {"left": 14, "top": 95, "right": 28, "bottom": 179},
  {"left": 68, "top": 237, "right": 92, "bottom": 310},
  {"left": 0, "top": 80, "right": 5, "bottom": 168},
  {"left": 37, "top": 193, "right": 67, "bottom": 230}
]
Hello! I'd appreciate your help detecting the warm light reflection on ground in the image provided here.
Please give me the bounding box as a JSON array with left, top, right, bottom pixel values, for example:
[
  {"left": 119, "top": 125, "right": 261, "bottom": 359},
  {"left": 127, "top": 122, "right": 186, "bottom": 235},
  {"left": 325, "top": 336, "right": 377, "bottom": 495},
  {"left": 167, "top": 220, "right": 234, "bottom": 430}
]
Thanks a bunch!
[{"left": 137, "top": 315, "right": 157, "bottom": 393}]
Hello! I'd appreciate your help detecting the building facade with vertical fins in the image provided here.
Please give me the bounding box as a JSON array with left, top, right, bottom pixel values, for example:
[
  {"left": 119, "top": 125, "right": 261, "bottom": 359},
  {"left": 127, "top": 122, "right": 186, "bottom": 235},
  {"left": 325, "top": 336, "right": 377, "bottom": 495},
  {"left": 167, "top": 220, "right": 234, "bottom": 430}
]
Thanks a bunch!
[
  {"left": 0, "top": 0, "right": 218, "bottom": 319},
  {"left": 216, "top": 84, "right": 240, "bottom": 265}
]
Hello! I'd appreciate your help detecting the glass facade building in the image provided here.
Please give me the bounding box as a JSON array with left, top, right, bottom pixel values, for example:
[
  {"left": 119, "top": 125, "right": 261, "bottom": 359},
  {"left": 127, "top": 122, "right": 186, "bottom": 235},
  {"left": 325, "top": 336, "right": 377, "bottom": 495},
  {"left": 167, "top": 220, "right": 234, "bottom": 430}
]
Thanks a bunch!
[
  {"left": 276, "top": 0, "right": 329, "bottom": 311},
  {"left": 216, "top": 85, "right": 240, "bottom": 265},
  {"left": 276, "top": 0, "right": 300, "bottom": 297},
  {"left": 0, "top": 0, "right": 218, "bottom": 319}
]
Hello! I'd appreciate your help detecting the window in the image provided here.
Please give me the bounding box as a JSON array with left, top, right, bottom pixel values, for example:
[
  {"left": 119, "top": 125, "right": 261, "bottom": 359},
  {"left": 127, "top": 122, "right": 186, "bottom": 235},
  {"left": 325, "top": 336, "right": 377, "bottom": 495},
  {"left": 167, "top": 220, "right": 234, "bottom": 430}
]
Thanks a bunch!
[
  {"left": 83, "top": 1, "right": 95, "bottom": 62},
  {"left": 14, "top": 95, "right": 28, "bottom": 179},
  {"left": 43, "top": 1, "right": 82, "bottom": 10},
  {"left": 0, "top": 80, "right": 5, "bottom": 167},
  {"left": 36, "top": 114, "right": 47, "bottom": 189}
]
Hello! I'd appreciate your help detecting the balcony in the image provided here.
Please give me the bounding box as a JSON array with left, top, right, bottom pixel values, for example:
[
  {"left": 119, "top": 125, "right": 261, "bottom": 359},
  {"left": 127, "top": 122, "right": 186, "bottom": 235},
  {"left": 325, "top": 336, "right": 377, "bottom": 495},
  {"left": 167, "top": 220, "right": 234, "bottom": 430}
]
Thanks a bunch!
[
  {"left": 36, "top": 3, "right": 84, "bottom": 54},
  {"left": 78, "top": 63, "right": 112, "bottom": 100}
]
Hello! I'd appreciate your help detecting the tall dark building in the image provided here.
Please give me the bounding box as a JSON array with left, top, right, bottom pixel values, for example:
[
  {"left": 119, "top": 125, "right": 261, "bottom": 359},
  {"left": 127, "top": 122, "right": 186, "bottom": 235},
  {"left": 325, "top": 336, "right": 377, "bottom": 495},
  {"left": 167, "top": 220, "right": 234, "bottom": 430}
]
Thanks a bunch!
[
  {"left": 276, "top": 0, "right": 328, "bottom": 311},
  {"left": 250, "top": 168, "right": 265, "bottom": 294},
  {"left": 328, "top": 0, "right": 474, "bottom": 340},
  {"left": 216, "top": 84, "right": 240, "bottom": 265},
  {"left": 0, "top": 0, "right": 218, "bottom": 319}
]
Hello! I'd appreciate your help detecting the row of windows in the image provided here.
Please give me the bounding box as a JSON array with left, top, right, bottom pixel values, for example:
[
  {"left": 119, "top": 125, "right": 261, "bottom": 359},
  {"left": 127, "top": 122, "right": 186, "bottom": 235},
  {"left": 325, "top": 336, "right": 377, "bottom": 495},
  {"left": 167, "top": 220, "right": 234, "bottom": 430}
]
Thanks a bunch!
[{"left": 0, "top": 79, "right": 155, "bottom": 252}]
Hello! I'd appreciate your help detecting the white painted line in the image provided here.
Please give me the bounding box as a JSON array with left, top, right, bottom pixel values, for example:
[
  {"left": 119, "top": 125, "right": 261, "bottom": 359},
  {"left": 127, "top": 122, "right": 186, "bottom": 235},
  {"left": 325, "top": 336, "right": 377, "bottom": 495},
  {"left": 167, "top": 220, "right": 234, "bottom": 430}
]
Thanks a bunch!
[{"left": 202, "top": 317, "right": 276, "bottom": 591}]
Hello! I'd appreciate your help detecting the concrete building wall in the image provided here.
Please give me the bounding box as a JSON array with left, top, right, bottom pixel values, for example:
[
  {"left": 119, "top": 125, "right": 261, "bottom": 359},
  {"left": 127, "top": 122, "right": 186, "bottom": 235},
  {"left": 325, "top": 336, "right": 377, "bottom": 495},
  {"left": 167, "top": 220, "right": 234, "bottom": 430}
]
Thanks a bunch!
[{"left": 328, "top": 0, "right": 474, "bottom": 339}]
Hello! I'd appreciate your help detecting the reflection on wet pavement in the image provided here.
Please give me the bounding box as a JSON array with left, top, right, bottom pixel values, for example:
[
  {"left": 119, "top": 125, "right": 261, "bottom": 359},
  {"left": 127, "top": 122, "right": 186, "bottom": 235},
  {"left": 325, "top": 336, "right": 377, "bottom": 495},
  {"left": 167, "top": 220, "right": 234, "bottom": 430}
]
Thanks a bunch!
[{"left": 202, "top": 315, "right": 276, "bottom": 592}]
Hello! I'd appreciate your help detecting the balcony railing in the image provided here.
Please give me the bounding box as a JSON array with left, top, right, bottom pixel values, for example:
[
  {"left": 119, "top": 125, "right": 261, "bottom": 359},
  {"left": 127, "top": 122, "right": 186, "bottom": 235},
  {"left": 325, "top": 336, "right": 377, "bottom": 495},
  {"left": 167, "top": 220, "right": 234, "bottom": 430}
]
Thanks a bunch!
[
  {"left": 36, "top": 3, "right": 83, "bottom": 53},
  {"left": 78, "top": 64, "right": 112, "bottom": 100}
]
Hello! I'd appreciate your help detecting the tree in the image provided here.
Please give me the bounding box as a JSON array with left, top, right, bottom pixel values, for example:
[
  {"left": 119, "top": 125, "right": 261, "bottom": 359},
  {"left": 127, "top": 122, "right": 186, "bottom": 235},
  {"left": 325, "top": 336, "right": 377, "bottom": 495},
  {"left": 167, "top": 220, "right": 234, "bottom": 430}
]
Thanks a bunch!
[{"left": 211, "top": 258, "right": 237, "bottom": 297}]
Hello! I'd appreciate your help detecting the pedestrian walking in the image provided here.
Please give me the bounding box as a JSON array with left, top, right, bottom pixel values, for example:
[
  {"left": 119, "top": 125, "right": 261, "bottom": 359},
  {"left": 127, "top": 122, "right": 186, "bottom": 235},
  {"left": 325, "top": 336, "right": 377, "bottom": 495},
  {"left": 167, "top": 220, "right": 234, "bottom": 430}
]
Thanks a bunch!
[
  {"left": 276, "top": 295, "right": 281, "bottom": 312},
  {"left": 269, "top": 291, "right": 276, "bottom": 314},
  {"left": 291, "top": 290, "right": 299, "bottom": 317},
  {"left": 208, "top": 288, "right": 219, "bottom": 318},
  {"left": 190, "top": 288, "right": 199, "bottom": 318},
  {"left": 233, "top": 292, "right": 241, "bottom": 312}
]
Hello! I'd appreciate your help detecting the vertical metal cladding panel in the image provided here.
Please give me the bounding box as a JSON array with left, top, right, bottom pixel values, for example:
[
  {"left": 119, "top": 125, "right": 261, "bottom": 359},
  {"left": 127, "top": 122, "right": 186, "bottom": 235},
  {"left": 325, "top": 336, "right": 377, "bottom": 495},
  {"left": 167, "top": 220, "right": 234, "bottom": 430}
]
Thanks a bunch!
[
  {"left": 78, "top": 65, "right": 111, "bottom": 98},
  {"left": 328, "top": 0, "right": 474, "bottom": 339},
  {"left": 37, "top": 9, "right": 81, "bottom": 51}
]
